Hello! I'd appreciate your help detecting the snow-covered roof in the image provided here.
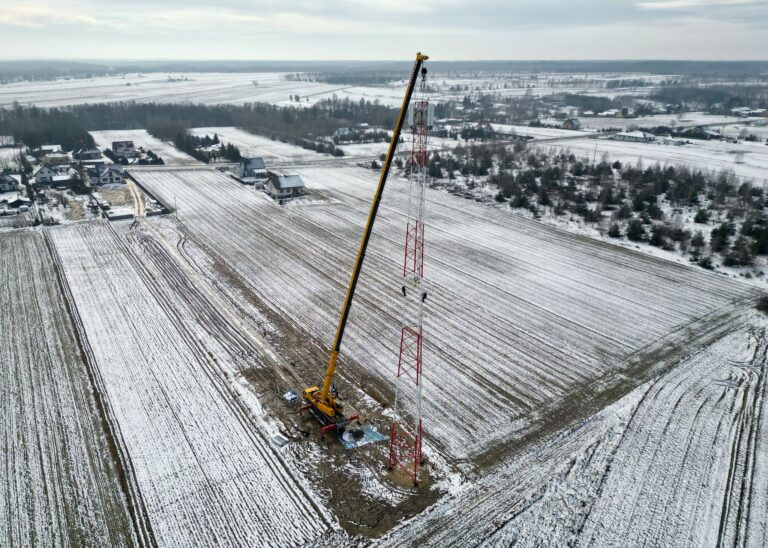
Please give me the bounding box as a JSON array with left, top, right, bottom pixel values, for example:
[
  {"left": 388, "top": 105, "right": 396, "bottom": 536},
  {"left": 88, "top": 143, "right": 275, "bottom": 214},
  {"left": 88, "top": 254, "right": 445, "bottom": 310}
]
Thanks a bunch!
[
  {"left": 617, "top": 131, "right": 654, "bottom": 139},
  {"left": 0, "top": 191, "right": 22, "bottom": 203},
  {"left": 0, "top": 173, "right": 17, "bottom": 184},
  {"left": 243, "top": 157, "right": 266, "bottom": 170},
  {"left": 32, "top": 164, "right": 54, "bottom": 176},
  {"left": 37, "top": 144, "right": 62, "bottom": 153},
  {"left": 271, "top": 174, "right": 304, "bottom": 190},
  {"left": 97, "top": 165, "right": 123, "bottom": 176}
]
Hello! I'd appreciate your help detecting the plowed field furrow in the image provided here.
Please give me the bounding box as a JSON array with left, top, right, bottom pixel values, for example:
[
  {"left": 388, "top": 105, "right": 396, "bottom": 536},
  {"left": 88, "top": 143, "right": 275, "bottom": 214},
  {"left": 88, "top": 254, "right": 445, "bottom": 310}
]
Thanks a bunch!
[
  {"left": 133, "top": 166, "right": 756, "bottom": 460},
  {"left": 47, "top": 222, "right": 335, "bottom": 547},
  {"left": 0, "top": 231, "right": 137, "bottom": 547}
]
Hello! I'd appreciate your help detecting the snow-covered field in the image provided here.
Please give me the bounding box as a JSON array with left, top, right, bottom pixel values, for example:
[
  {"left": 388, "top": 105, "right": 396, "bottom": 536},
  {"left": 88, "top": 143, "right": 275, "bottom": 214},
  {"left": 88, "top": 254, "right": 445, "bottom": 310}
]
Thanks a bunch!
[
  {"left": 491, "top": 123, "right": 589, "bottom": 140},
  {"left": 0, "top": 71, "right": 659, "bottom": 110},
  {"left": 0, "top": 146, "right": 23, "bottom": 169},
  {"left": 576, "top": 112, "right": 762, "bottom": 131},
  {"left": 0, "top": 72, "right": 347, "bottom": 108},
  {"left": 90, "top": 129, "right": 200, "bottom": 165},
  {"left": 189, "top": 126, "right": 321, "bottom": 162},
  {"left": 0, "top": 231, "right": 136, "bottom": 546},
  {"left": 132, "top": 165, "right": 757, "bottom": 463},
  {"left": 720, "top": 123, "right": 768, "bottom": 141},
  {"left": 383, "top": 314, "right": 767, "bottom": 546},
  {"left": 542, "top": 136, "right": 768, "bottom": 185},
  {"left": 189, "top": 126, "right": 462, "bottom": 165},
  {"left": 46, "top": 222, "right": 336, "bottom": 546}
]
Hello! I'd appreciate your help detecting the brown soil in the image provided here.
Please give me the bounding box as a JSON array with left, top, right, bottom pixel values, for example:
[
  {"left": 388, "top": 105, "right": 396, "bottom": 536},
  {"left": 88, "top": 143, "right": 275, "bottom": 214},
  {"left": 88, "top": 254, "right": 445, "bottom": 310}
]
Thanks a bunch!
[{"left": 178, "top": 226, "right": 440, "bottom": 539}]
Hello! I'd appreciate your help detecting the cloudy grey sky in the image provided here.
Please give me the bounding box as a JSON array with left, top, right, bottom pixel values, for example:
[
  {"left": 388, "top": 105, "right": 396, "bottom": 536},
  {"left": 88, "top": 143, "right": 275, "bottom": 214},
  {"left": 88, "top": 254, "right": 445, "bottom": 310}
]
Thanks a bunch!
[{"left": 1, "top": 0, "right": 766, "bottom": 60}]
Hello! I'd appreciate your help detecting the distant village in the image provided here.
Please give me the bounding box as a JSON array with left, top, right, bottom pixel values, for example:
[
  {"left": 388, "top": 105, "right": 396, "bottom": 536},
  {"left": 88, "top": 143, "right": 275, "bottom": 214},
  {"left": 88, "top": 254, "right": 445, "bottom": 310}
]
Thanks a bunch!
[{"left": 0, "top": 135, "right": 309, "bottom": 226}]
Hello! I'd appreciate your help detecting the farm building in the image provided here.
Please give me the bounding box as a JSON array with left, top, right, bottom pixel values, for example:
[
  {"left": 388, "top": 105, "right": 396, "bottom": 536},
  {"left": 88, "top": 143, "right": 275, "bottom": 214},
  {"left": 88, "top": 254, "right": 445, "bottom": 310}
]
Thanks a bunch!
[
  {"left": 661, "top": 136, "right": 687, "bottom": 146},
  {"left": 612, "top": 131, "right": 655, "bottom": 143},
  {"left": 266, "top": 171, "right": 304, "bottom": 199}
]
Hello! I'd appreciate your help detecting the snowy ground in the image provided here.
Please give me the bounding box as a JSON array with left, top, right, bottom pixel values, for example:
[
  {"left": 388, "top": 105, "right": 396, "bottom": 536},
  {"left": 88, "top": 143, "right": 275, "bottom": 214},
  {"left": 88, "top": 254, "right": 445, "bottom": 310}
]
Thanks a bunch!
[
  {"left": 0, "top": 71, "right": 662, "bottom": 110},
  {"left": 189, "top": 127, "right": 322, "bottom": 163},
  {"left": 0, "top": 72, "right": 342, "bottom": 108},
  {"left": 0, "top": 146, "right": 23, "bottom": 169},
  {"left": 46, "top": 221, "right": 337, "bottom": 546},
  {"left": 575, "top": 112, "right": 763, "bottom": 131},
  {"left": 491, "top": 123, "right": 591, "bottom": 140},
  {"left": 90, "top": 129, "right": 200, "bottom": 165},
  {"left": 132, "top": 165, "right": 757, "bottom": 465},
  {"left": 0, "top": 231, "right": 137, "bottom": 546},
  {"left": 720, "top": 123, "right": 768, "bottom": 141},
  {"left": 383, "top": 313, "right": 767, "bottom": 546},
  {"left": 540, "top": 135, "right": 768, "bottom": 186},
  {"left": 189, "top": 126, "right": 462, "bottom": 165}
]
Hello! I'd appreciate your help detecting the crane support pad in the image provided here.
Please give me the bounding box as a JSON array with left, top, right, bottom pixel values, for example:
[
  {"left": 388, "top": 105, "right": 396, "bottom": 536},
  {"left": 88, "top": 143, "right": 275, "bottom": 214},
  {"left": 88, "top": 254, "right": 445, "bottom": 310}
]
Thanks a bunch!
[{"left": 339, "top": 424, "right": 388, "bottom": 450}]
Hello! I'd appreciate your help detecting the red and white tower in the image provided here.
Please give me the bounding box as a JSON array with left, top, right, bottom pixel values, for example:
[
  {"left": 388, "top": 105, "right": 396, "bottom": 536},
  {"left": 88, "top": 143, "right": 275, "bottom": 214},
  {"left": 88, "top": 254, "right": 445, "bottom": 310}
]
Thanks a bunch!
[{"left": 388, "top": 65, "right": 431, "bottom": 486}]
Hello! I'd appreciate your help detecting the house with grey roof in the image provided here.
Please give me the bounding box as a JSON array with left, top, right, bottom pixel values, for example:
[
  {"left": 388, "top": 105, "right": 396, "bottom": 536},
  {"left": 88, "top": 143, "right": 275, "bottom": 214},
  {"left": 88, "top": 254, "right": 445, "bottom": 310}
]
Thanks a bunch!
[
  {"left": 32, "top": 164, "right": 57, "bottom": 185},
  {"left": 266, "top": 171, "right": 305, "bottom": 200},
  {"left": 87, "top": 165, "right": 125, "bottom": 185},
  {"left": 237, "top": 157, "right": 268, "bottom": 181}
]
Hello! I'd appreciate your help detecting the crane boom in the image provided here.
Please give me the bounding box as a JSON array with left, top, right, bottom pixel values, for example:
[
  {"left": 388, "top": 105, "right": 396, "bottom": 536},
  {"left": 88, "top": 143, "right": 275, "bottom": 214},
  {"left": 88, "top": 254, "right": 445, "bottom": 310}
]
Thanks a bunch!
[{"left": 302, "top": 52, "right": 429, "bottom": 430}]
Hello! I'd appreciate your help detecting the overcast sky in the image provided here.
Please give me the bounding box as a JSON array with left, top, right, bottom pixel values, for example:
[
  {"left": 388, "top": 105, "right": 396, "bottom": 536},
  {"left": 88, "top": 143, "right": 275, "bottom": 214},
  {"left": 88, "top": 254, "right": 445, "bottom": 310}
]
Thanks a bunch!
[{"left": 1, "top": 0, "right": 766, "bottom": 60}]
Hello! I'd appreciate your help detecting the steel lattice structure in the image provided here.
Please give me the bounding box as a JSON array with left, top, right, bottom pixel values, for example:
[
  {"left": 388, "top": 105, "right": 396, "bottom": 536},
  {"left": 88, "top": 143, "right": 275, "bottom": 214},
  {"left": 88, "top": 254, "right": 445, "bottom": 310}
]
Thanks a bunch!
[{"left": 388, "top": 67, "right": 430, "bottom": 486}]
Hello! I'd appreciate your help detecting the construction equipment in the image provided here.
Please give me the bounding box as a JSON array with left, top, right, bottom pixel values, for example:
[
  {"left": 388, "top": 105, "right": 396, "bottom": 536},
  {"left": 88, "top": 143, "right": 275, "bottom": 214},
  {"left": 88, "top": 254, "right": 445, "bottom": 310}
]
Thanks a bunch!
[{"left": 301, "top": 52, "right": 429, "bottom": 433}]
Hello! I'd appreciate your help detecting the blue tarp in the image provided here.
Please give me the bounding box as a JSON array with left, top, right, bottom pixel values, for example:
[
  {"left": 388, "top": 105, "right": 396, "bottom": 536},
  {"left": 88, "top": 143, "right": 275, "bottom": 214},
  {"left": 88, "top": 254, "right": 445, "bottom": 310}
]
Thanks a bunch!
[{"left": 338, "top": 424, "right": 388, "bottom": 450}]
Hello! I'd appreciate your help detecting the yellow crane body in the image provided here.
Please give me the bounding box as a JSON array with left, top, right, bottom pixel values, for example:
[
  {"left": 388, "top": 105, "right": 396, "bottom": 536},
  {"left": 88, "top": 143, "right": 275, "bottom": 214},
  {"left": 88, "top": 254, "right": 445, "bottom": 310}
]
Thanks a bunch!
[{"left": 301, "top": 52, "right": 429, "bottom": 433}]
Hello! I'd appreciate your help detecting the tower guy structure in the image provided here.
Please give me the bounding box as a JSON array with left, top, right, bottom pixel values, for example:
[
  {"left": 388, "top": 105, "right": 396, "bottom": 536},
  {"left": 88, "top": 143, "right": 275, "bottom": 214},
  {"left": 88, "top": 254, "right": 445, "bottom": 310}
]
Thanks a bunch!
[{"left": 388, "top": 62, "right": 432, "bottom": 486}]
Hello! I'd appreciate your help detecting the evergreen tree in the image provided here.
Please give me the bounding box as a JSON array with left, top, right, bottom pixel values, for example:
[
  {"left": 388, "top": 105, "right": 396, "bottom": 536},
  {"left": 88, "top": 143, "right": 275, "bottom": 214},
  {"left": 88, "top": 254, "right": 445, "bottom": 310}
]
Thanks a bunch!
[{"left": 626, "top": 219, "right": 645, "bottom": 241}]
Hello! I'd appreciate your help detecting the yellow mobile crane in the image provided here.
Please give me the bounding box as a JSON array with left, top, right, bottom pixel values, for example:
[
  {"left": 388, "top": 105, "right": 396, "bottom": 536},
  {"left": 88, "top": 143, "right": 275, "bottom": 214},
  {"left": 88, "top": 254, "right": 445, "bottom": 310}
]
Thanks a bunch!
[{"left": 301, "top": 52, "right": 429, "bottom": 433}]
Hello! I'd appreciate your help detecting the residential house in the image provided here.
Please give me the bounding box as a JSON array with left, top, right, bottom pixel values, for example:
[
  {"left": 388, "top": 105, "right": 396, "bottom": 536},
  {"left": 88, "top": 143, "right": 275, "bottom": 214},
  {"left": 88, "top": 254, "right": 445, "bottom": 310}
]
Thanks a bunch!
[
  {"left": 32, "top": 164, "right": 57, "bottom": 185},
  {"left": 32, "top": 144, "right": 62, "bottom": 158},
  {"left": 51, "top": 168, "right": 82, "bottom": 189},
  {"left": 429, "top": 125, "right": 449, "bottom": 138},
  {"left": 44, "top": 153, "right": 70, "bottom": 166},
  {"left": 562, "top": 118, "right": 582, "bottom": 130},
  {"left": 333, "top": 127, "right": 354, "bottom": 140},
  {"left": 266, "top": 171, "right": 304, "bottom": 200},
  {"left": 195, "top": 144, "right": 221, "bottom": 162},
  {"left": 73, "top": 147, "right": 103, "bottom": 161},
  {"left": 237, "top": 157, "right": 268, "bottom": 181},
  {"left": 88, "top": 165, "right": 124, "bottom": 185},
  {"left": 112, "top": 141, "right": 138, "bottom": 158},
  {"left": 0, "top": 173, "right": 18, "bottom": 192}
]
